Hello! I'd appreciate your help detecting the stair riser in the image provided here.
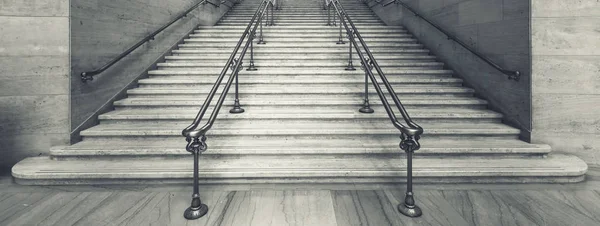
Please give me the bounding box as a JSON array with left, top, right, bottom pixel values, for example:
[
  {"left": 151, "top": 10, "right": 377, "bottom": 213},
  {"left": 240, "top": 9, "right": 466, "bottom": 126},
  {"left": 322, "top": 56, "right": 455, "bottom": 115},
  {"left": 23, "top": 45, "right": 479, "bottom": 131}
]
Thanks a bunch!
[
  {"left": 114, "top": 105, "right": 488, "bottom": 111},
  {"left": 189, "top": 34, "right": 413, "bottom": 39},
  {"left": 15, "top": 175, "right": 585, "bottom": 186},
  {"left": 172, "top": 50, "right": 430, "bottom": 55},
  {"left": 137, "top": 82, "right": 463, "bottom": 88},
  {"left": 81, "top": 134, "right": 520, "bottom": 143},
  {"left": 98, "top": 118, "right": 501, "bottom": 126},
  {"left": 50, "top": 152, "right": 545, "bottom": 161},
  {"left": 194, "top": 29, "right": 409, "bottom": 34},
  {"left": 156, "top": 65, "right": 443, "bottom": 69},
  {"left": 164, "top": 56, "right": 436, "bottom": 61},
  {"left": 126, "top": 93, "right": 475, "bottom": 99},
  {"left": 182, "top": 38, "right": 418, "bottom": 43},
  {"left": 177, "top": 43, "right": 424, "bottom": 48}
]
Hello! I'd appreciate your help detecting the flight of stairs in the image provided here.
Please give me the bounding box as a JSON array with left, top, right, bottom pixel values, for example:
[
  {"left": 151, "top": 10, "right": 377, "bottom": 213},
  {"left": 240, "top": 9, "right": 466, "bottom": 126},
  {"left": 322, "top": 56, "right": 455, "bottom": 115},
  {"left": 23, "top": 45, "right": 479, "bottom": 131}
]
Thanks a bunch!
[{"left": 12, "top": 0, "right": 587, "bottom": 185}]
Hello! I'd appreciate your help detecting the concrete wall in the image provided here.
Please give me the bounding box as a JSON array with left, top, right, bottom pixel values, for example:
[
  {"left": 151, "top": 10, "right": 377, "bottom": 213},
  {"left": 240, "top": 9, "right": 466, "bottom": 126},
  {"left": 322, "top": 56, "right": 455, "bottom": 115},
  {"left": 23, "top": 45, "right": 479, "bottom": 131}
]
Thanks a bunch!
[
  {"left": 531, "top": 0, "right": 600, "bottom": 164},
  {"left": 370, "top": 0, "right": 532, "bottom": 136},
  {"left": 0, "top": 0, "right": 71, "bottom": 171},
  {"left": 70, "top": 0, "right": 230, "bottom": 140}
]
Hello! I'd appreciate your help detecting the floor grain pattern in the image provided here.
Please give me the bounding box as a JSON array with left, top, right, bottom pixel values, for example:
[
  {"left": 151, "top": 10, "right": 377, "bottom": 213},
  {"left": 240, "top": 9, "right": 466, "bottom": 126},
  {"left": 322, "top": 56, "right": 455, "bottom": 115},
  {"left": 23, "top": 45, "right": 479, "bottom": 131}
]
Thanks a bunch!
[{"left": 0, "top": 188, "right": 599, "bottom": 225}]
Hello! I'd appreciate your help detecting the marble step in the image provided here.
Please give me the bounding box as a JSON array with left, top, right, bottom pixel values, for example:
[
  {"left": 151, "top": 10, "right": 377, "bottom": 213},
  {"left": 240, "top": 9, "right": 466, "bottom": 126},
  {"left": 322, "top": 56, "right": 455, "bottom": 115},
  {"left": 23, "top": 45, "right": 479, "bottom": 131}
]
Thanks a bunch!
[
  {"left": 189, "top": 32, "right": 413, "bottom": 38},
  {"left": 194, "top": 27, "right": 408, "bottom": 33},
  {"left": 222, "top": 15, "right": 380, "bottom": 19},
  {"left": 125, "top": 87, "right": 475, "bottom": 99},
  {"left": 138, "top": 76, "right": 461, "bottom": 85},
  {"left": 147, "top": 68, "right": 452, "bottom": 75},
  {"left": 171, "top": 48, "right": 430, "bottom": 55},
  {"left": 219, "top": 19, "right": 382, "bottom": 23},
  {"left": 113, "top": 97, "right": 489, "bottom": 110},
  {"left": 163, "top": 54, "right": 435, "bottom": 60},
  {"left": 177, "top": 42, "right": 423, "bottom": 48},
  {"left": 78, "top": 122, "right": 521, "bottom": 140},
  {"left": 97, "top": 108, "right": 502, "bottom": 124},
  {"left": 12, "top": 154, "right": 587, "bottom": 185},
  {"left": 182, "top": 37, "right": 418, "bottom": 43},
  {"left": 48, "top": 139, "right": 551, "bottom": 159},
  {"left": 216, "top": 22, "right": 385, "bottom": 26},
  {"left": 155, "top": 61, "right": 442, "bottom": 68},
  {"left": 196, "top": 24, "right": 404, "bottom": 29}
]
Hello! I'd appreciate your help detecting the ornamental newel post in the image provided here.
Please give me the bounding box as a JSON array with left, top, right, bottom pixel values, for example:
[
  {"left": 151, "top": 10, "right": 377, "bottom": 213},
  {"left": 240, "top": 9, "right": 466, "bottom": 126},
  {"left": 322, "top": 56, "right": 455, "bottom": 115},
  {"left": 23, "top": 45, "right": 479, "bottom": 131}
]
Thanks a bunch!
[
  {"left": 183, "top": 135, "right": 209, "bottom": 220},
  {"left": 397, "top": 132, "right": 422, "bottom": 217}
]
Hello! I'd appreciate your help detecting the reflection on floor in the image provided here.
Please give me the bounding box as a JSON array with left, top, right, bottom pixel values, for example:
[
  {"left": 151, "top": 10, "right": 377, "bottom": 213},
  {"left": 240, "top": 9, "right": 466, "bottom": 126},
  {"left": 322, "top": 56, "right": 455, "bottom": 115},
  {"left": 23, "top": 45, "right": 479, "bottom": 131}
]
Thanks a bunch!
[{"left": 0, "top": 165, "right": 599, "bottom": 226}]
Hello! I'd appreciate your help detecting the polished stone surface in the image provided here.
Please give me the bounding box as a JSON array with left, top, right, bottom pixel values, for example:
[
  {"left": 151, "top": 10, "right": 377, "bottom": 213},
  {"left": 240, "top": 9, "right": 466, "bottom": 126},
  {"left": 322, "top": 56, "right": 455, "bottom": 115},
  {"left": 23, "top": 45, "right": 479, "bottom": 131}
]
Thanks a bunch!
[
  {"left": 531, "top": 0, "right": 600, "bottom": 165},
  {"left": 0, "top": 0, "right": 70, "bottom": 172},
  {"left": 0, "top": 166, "right": 599, "bottom": 225}
]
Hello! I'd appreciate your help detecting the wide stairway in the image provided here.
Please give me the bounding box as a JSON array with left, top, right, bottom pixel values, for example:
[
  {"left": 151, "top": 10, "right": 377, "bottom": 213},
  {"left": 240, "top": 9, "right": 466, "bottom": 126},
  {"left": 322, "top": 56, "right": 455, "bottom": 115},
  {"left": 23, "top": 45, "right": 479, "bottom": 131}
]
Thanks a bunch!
[{"left": 12, "top": 0, "right": 587, "bottom": 184}]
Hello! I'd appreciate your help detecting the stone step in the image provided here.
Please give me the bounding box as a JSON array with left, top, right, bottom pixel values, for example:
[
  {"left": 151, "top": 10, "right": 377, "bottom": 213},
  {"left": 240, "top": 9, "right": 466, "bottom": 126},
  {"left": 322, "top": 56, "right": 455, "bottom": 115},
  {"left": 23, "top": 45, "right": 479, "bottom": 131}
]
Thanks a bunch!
[
  {"left": 218, "top": 19, "right": 382, "bottom": 23},
  {"left": 125, "top": 85, "right": 475, "bottom": 97},
  {"left": 189, "top": 32, "right": 413, "bottom": 38},
  {"left": 182, "top": 37, "right": 418, "bottom": 43},
  {"left": 12, "top": 154, "right": 586, "bottom": 185},
  {"left": 177, "top": 42, "right": 423, "bottom": 48},
  {"left": 172, "top": 48, "right": 430, "bottom": 55},
  {"left": 155, "top": 61, "right": 443, "bottom": 68},
  {"left": 222, "top": 15, "right": 379, "bottom": 19},
  {"left": 216, "top": 22, "right": 385, "bottom": 26},
  {"left": 113, "top": 97, "right": 489, "bottom": 110},
  {"left": 164, "top": 54, "right": 435, "bottom": 60},
  {"left": 148, "top": 67, "right": 452, "bottom": 75},
  {"left": 138, "top": 76, "right": 461, "bottom": 85},
  {"left": 97, "top": 108, "right": 502, "bottom": 125},
  {"left": 79, "top": 122, "right": 520, "bottom": 138},
  {"left": 194, "top": 27, "right": 408, "bottom": 33},
  {"left": 49, "top": 139, "right": 551, "bottom": 159}
]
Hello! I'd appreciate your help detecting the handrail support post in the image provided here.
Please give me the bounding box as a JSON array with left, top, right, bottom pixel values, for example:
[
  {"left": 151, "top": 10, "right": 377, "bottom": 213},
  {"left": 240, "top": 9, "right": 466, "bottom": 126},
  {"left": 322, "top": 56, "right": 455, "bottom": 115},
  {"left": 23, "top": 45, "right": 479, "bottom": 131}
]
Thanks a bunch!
[
  {"left": 183, "top": 136, "right": 209, "bottom": 220},
  {"left": 345, "top": 31, "right": 356, "bottom": 71},
  {"left": 327, "top": 4, "right": 331, "bottom": 26},
  {"left": 258, "top": 17, "right": 266, "bottom": 44},
  {"left": 270, "top": 2, "right": 275, "bottom": 26},
  {"left": 231, "top": 58, "right": 245, "bottom": 113},
  {"left": 359, "top": 60, "right": 374, "bottom": 114},
  {"left": 398, "top": 133, "right": 422, "bottom": 218},
  {"left": 247, "top": 33, "right": 258, "bottom": 71},
  {"left": 336, "top": 15, "right": 345, "bottom": 44}
]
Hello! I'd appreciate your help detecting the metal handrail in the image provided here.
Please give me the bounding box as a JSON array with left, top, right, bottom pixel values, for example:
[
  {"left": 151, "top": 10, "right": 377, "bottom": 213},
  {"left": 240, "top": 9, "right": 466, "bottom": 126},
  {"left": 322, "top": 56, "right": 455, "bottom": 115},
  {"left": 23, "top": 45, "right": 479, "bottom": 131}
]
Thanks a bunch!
[
  {"left": 328, "top": 0, "right": 423, "bottom": 218},
  {"left": 79, "top": 0, "right": 231, "bottom": 82},
  {"left": 181, "top": 0, "right": 275, "bottom": 220},
  {"left": 373, "top": 0, "right": 520, "bottom": 81}
]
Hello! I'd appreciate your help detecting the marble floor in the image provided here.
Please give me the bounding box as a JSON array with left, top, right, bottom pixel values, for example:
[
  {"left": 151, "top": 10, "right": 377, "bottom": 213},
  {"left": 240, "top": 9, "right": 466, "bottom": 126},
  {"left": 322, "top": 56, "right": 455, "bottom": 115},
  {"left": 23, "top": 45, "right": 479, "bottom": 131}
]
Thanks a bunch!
[{"left": 0, "top": 165, "right": 599, "bottom": 226}]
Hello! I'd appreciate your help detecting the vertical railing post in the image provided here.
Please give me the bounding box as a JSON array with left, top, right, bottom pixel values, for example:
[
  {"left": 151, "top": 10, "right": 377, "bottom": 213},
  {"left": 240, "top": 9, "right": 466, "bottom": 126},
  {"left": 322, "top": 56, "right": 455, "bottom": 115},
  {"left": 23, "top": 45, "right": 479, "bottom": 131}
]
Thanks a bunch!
[
  {"left": 231, "top": 58, "right": 245, "bottom": 113},
  {"left": 359, "top": 60, "right": 374, "bottom": 113},
  {"left": 398, "top": 133, "right": 422, "bottom": 217},
  {"left": 183, "top": 136, "right": 209, "bottom": 220},
  {"left": 336, "top": 13, "right": 345, "bottom": 44},
  {"left": 345, "top": 30, "right": 356, "bottom": 71},
  {"left": 327, "top": 3, "right": 331, "bottom": 26},
  {"left": 270, "top": 1, "right": 275, "bottom": 26},
  {"left": 258, "top": 16, "right": 266, "bottom": 44},
  {"left": 247, "top": 33, "right": 258, "bottom": 71}
]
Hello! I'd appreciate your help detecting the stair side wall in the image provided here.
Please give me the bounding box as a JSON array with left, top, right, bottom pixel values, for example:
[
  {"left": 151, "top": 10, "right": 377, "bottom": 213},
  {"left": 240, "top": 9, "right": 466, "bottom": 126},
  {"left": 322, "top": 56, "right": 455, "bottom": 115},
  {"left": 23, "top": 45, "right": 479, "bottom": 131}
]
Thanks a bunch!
[
  {"left": 531, "top": 0, "right": 600, "bottom": 165},
  {"left": 369, "top": 0, "right": 532, "bottom": 138},
  {"left": 69, "top": 0, "right": 232, "bottom": 141},
  {"left": 0, "top": 0, "right": 71, "bottom": 173}
]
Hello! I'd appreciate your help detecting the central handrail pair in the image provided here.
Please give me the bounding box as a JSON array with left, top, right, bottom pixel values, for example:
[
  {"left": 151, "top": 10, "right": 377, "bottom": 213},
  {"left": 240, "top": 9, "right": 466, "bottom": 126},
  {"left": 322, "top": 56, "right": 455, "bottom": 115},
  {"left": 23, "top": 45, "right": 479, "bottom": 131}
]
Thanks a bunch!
[
  {"left": 326, "top": 0, "right": 424, "bottom": 218},
  {"left": 181, "top": 0, "right": 276, "bottom": 220}
]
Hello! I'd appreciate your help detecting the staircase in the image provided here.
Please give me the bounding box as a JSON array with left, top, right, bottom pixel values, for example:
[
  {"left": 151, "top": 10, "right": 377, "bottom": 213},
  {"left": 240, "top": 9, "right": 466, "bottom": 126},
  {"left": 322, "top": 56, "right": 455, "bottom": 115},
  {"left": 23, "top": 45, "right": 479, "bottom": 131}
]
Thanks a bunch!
[{"left": 12, "top": 0, "right": 587, "bottom": 185}]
